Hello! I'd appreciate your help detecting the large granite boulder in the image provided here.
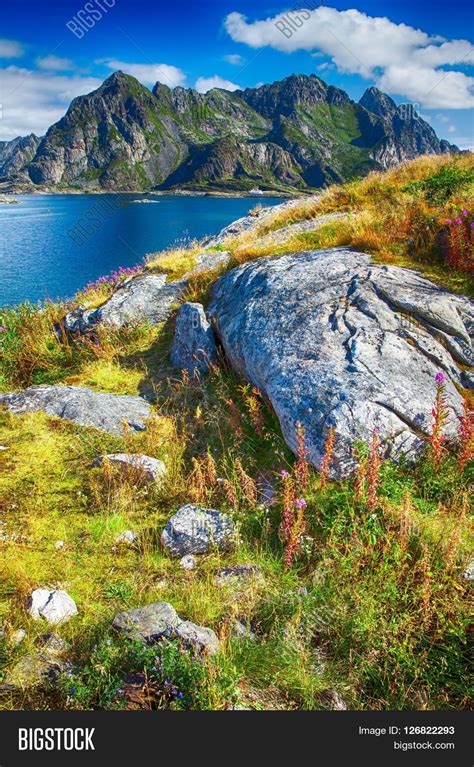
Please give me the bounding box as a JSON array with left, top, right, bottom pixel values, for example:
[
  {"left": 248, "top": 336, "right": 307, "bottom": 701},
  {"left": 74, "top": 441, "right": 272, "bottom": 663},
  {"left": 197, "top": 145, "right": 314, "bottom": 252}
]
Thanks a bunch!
[
  {"left": 112, "top": 601, "right": 219, "bottom": 654},
  {"left": 63, "top": 274, "right": 186, "bottom": 333},
  {"left": 161, "top": 505, "right": 236, "bottom": 557},
  {"left": 0, "top": 385, "right": 151, "bottom": 435},
  {"left": 171, "top": 302, "right": 218, "bottom": 375},
  {"left": 208, "top": 248, "right": 473, "bottom": 477},
  {"left": 93, "top": 453, "right": 166, "bottom": 482}
]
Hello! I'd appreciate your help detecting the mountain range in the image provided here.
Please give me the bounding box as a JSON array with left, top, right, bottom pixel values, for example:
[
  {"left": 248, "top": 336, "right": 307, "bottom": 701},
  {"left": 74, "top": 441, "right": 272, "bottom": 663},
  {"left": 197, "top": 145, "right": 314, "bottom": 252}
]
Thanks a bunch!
[{"left": 0, "top": 71, "right": 458, "bottom": 193}]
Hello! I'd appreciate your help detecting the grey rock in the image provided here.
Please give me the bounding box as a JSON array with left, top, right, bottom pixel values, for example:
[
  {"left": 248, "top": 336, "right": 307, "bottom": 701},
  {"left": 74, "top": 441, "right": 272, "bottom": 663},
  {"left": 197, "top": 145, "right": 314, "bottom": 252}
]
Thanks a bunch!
[
  {"left": 189, "top": 251, "right": 231, "bottom": 274},
  {"left": 208, "top": 248, "right": 473, "bottom": 477},
  {"left": 27, "top": 588, "right": 78, "bottom": 625},
  {"left": 10, "top": 629, "right": 26, "bottom": 646},
  {"left": 115, "top": 530, "right": 139, "bottom": 545},
  {"left": 112, "top": 601, "right": 219, "bottom": 654},
  {"left": 326, "top": 689, "right": 348, "bottom": 711},
  {"left": 0, "top": 632, "right": 68, "bottom": 692},
  {"left": 213, "top": 564, "right": 261, "bottom": 585},
  {"left": 39, "top": 632, "right": 68, "bottom": 656},
  {"left": 0, "top": 653, "right": 66, "bottom": 692},
  {"left": 171, "top": 302, "right": 218, "bottom": 375},
  {"left": 461, "top": 371, "right": 474, "bottom": 390},
  {"left": 180, "top": 554, "right": 197, "bottom": 570},
  {"left": 94, "top": 453, "right": 166, "bottom": 483},
  {"left": 230, "top": 618, "right": 255, "bottom": 640},
  {"left": 0, "top": 385, "right": 151, "bottom": 435},
  {"left": 63, "top": 274, "right": 186, "bottom": 333},
  {"left": 462, "top": 562, "right": 474, "bottom": 581},
  {"left": 161, "top": 505, "right": 236, "bottom": 557},
  {"left": 55, "top": 540, "right": 65, "bottom": 550}
]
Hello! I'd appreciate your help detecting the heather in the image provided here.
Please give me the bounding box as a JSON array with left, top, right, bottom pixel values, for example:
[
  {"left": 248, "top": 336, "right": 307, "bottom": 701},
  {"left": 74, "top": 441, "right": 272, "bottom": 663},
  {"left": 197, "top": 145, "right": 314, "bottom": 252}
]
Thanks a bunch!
[{"left": 0, "top": 153, "right": 472, "bottom": 711}]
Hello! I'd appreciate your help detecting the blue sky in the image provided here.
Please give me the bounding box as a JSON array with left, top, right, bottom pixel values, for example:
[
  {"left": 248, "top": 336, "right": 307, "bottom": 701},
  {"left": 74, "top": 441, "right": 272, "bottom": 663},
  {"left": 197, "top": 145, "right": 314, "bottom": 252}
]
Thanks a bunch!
[{"left": 0, "top": 0, "right": 473, "bottom": 147}]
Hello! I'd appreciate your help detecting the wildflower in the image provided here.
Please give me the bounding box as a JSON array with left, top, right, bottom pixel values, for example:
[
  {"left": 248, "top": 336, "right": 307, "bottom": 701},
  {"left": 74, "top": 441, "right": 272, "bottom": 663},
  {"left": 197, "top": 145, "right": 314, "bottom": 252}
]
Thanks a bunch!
[
  {"left": 295, "top": 498, "right": 307, "bottom": 509},
  {"left": 367, "top": 429, "right": 382, "bottom": 514},
  {"left": 457, "top": 399, "right": 473, "bottom": 472},
  {"left": 281, "top": 469, "right": 290, "bottom": 478},
  {"left": 461, "top": 210, "right": 468, "bottom": 216},
  {"left": 319, "top": 427, "right": 335, "bottom": 489},
  {"left": 455, "top": 218, "right": 462, "bottom": 225},
  {"left": 430, "top": 372, "right": 449, "bottom": 467},
  {"left": 295, "top": 420, "right": 310, "bottom": 491},
  {"left": 0, "top": 325, "right": 7, "bottom": 333},
  {"left": 445, "top": 218, "right": 452, "bottom": 224}
]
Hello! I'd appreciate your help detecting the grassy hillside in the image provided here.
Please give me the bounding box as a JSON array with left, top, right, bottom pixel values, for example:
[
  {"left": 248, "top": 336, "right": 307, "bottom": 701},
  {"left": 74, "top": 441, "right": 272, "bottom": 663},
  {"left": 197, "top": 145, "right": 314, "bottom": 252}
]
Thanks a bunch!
[{"left": 0, "top": 153, "right": 472, "bottom": 710}]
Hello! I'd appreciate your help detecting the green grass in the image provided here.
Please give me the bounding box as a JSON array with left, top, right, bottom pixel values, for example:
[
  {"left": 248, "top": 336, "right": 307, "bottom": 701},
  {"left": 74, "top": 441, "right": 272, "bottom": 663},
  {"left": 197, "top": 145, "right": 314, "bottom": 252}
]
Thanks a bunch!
[{"left": 0, "top": 153, "right": 472, "bottom": 710}]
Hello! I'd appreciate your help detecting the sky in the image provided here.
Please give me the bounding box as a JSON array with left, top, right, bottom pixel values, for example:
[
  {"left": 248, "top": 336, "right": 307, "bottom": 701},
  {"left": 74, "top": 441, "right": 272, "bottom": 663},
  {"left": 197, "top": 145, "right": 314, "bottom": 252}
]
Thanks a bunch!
[{"left": 0, "top": 0, "right": 473, "bottom": 148}]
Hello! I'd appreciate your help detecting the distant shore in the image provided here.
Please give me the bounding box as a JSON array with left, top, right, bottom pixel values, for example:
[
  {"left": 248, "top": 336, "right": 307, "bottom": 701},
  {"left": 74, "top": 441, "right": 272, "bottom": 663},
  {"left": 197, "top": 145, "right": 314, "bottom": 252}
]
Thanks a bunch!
[{"left": 0, "top": 186, "right": 296, "bottom": 199}]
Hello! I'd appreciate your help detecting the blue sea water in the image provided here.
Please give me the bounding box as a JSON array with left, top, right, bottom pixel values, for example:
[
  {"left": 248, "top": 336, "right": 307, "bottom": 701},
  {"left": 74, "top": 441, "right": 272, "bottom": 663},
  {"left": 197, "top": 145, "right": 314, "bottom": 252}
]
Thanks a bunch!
[{"left": 0, "top": 194, "right": 284, "bottom": 307}]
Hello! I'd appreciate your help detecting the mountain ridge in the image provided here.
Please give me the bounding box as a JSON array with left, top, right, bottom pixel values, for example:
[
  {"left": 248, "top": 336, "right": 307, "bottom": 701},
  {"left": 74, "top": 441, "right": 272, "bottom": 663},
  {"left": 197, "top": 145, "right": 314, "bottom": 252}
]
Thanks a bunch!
[{"left": 0, "top": 71, "right": 458, "bottom": 193}]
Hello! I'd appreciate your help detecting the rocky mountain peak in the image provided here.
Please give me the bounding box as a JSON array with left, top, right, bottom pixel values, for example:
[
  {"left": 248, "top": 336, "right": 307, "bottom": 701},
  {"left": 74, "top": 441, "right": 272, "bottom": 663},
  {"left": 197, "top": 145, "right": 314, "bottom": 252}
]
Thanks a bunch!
[{"left": 359, "top": 86, "right": 397, "bottom": 117}]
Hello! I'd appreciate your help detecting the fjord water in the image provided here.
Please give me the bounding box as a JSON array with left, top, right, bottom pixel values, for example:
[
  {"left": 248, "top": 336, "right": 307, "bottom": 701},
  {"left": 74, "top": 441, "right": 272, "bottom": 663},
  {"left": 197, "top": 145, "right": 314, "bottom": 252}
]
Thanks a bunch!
[{"left": 0, "top": 194, "right": 284, "bottom": 307}]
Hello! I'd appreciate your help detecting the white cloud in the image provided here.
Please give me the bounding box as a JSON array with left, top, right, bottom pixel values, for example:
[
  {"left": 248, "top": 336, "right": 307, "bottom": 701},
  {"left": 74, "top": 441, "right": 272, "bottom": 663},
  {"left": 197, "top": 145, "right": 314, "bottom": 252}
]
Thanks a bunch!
[
  {"left": 195, "top": 75, "right": 240, "bottom": 93},
  {"left": 0, "top": 38, "right": 24, "bottom": 58},
  {"left": 316, "top": 61, "right": 335, "bottom": 72},
  {"left": 101, "top": 59, "right": 186, "bottom": 88},
  {"left": 224, "top": 54, "right": 244, "bottom": 65},
  {"left": 36, "top": 55, "right": 75, "bottom": 72},
  {"left": 0, "top": 66, "right": 101, "bottom": 139},
  {"left": 224, "top": 8, "right": 474, "bottom": 108}
]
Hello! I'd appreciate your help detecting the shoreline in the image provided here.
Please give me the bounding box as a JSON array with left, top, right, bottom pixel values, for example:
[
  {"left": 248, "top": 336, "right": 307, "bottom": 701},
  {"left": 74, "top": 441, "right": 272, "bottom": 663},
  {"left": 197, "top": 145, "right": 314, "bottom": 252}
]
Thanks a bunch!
[{"left": 0, "top": 186, "right": 297, "bottom": 200}]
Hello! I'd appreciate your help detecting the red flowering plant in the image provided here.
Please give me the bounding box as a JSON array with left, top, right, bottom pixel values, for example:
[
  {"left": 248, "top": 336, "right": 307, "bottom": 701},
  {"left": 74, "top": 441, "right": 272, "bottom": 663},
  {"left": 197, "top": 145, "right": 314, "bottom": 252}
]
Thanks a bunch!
[{"left": 442, "top": 209, "right": 473, "bottom": 273}]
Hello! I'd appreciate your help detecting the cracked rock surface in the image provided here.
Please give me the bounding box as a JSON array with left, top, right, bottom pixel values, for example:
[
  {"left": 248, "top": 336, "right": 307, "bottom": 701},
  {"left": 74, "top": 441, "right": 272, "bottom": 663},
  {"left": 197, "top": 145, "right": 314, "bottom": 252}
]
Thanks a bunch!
[
  {"left": 112, "top": 601, "right": 220, "bottom": 654},
  {"left": 208, "top": 248, "right": 473, "bottom": 477}
]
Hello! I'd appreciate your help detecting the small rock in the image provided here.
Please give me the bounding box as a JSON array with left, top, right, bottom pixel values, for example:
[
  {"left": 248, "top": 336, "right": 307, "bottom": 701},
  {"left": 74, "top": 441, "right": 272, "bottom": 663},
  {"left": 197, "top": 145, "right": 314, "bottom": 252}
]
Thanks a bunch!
[
  {"left": 54, "top": 540, "right": 65, "bottom": 550},
  {"left": 27, "top": 588, "right": 78, "bottom": 625},
  {"left": 213, "top": 564, "right": 261, "bottom": 585},
  {"left": 115, "top": 530, "right": 139, "bottom": 545},
  {"left": 326, "top": 689, "right": 347, "bottom": 711},
  {"left": 180, "top": 554, "right": 197, "bottom": 570},
  {"left": 94, "top": 453, "right": 166, "bottom": 483},
  {"left": 0, "top": 445, "right": 9, "bottom": 451},
  {"left": 10, "top": 629, "right": 26, "bottom": 646},
  {"left": 161, "top": 505, "right": 236, "bottom": 558},
  {"left": 112, "top": 601, "right": 219, "bottom": 654},
  {"left": 40, "top": 632, "right": 68, "bottom": 656},
  {"left": 462, "top": 561, "right": 474, "bottom": 581},
  {"left": 0, "top": 653, "right": 66, "bottom": 692},
  {"left": 171, "top": 302, "right": 218, "bottom": 375},
  {"left": 230, "top": 618, "right": 255, "bottom": 640}
]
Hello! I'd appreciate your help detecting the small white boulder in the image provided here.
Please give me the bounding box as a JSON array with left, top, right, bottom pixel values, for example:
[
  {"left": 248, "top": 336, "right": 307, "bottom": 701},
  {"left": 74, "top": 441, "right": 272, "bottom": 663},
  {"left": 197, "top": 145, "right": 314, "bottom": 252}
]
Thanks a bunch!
[{"left": 27, "top": 589, "right": 78, "bottom": 625}]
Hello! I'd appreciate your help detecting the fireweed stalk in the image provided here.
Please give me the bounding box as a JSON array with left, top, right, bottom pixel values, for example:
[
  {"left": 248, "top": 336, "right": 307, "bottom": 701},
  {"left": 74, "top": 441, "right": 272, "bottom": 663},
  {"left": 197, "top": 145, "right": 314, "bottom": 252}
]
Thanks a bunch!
[
  {"left": 457, "top": 399, "right": 473, "bottom": 471},
  {"left": 430, "top": 372, "right": 450, "bottom": 467},
  {"left": 279, "top": 470, "right": 307, "bottom": 568},
  {"left": 295, "top": 420, "right": 310, "bottom": 492},
  {"left": 367, "top": 428, "right": 382, "bottom": 515},
  {"left": 319, "top": 427, "right": 336, "bottom": 490}
]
